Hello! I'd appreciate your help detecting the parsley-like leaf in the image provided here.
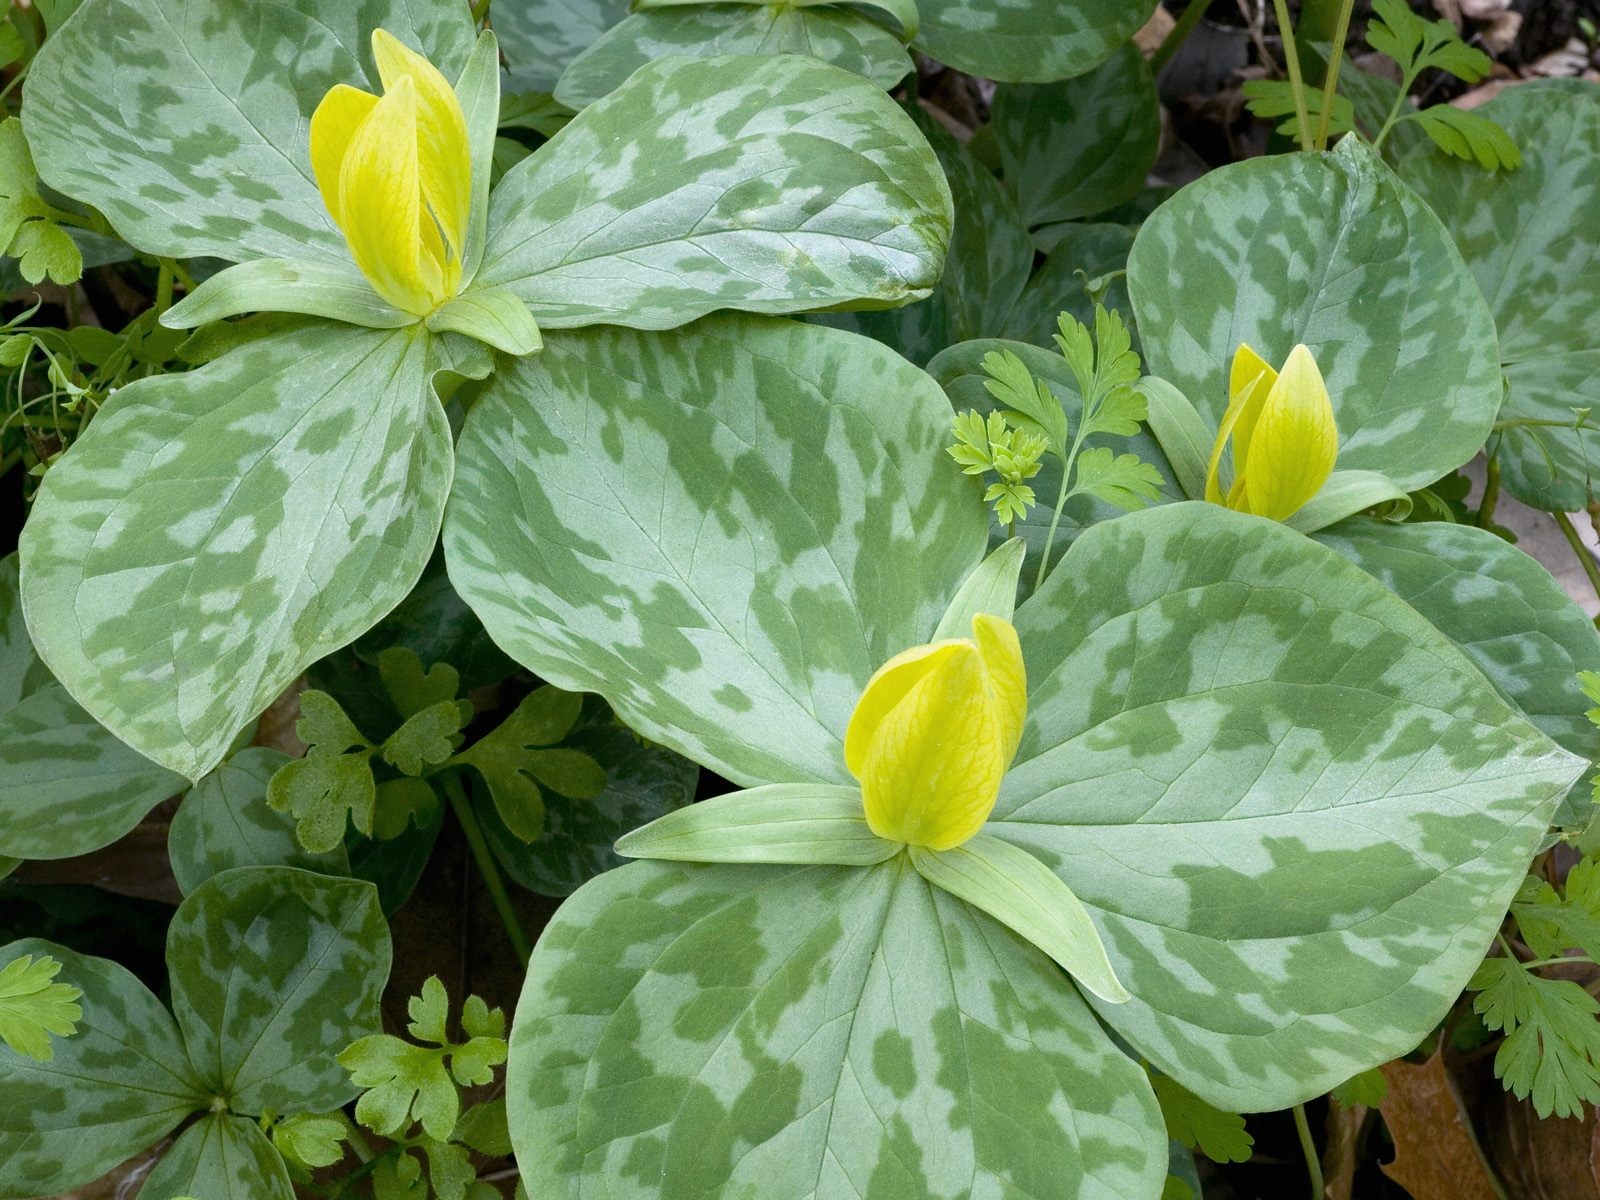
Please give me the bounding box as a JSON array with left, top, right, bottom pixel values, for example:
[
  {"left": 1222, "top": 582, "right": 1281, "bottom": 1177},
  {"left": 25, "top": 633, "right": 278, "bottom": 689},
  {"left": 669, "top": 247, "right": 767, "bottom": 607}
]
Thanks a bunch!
[
  {"left": 1367, "top": 0, "right": 1491, "bottom": 83},
  {"left": 1069, "top": 447, "right": 1165, "bottom": 511},
  {"left": 1471, "top": 955, "right": 1600, "bottom": 1119},
  {"left": 1150, "top": 1073, "right": 1254, "bottom": 1163},
  {"left": 1412, "top": 105, "right": 1522, "bottom": 171},
  {"left": 0, "top": 953, "right": 82, "bottom": 1062},
  {"left": 982, "top": 350, "right": 1068, "bottom": 453},
  {"left": 270, "top": 1112, "right": 349, "bottom": 1172},
  {"left": 267, "top": 691, "right": 377, "bottom": 853},
  {"left": 0, "top": 119, "right": 83, "bottom": 285},
  {"left": 1241, "top": 79, "right": 1356, "bottom": 139}
]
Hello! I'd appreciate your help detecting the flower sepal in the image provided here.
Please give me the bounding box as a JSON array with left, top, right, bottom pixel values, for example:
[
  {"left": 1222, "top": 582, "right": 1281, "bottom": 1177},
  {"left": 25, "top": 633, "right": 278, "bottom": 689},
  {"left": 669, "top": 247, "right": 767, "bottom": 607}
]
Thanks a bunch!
[{"left": 615, "top": 784, "right": 899, "bottom": 867}]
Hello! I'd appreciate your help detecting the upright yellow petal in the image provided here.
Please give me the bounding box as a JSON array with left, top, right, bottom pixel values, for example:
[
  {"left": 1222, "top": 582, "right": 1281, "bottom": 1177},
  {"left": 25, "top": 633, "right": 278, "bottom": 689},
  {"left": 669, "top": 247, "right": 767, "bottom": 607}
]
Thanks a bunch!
[
  {"left": 309, "top": 84, "right": 378, "bottom": 228},
  {"left": 858, "top": 643, "right": 1005, "bottom": 850},
  {"left": 1205, "top": 363, "right": 1271, "bottom": 505},
  {"left": 1240, "top": 344, "right": 1339, "bottom": 521},
  {"left": 337, "top": 76, "right": 441, "bottom": 315},
  {"left": 972, "top": 613, "right": 1026, "bottom": 763},
  {"left": 844, "top": 640, "right": 963, "bottom": 779},
  {"left": 1227, "top": 343, "right": 1277, "bottom": 489},
  {"left": 371, "top": 29, "right": 471, "bottom": 271}
]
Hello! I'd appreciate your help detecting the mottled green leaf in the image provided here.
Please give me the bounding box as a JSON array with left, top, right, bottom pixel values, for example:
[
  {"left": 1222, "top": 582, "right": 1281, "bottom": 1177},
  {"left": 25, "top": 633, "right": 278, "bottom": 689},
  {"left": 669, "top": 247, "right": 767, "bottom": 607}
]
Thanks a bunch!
[
  {"left": 169, "top": 747, "right": 351, "bottom": 896},
  {"left": 478, "top": 697, "right": 699, "bottom": 896},
  {"left": 555, "top": 6, "right": 911, "bottom": 110},
  {"left": 929, "top": 337, "right": 1178, "bottom": 589},
  {"left": 444, "top": 316, "right": 987, "bottom": 787},
  {"left": 22, "top": 0, "right": 476, "bottom": 262},
  {"left": 996, "top": 503, "right": 1582, "bottom": 1110},
  {"left": 508, "top": 858, "right": 1167, "bottom": 1199},
  {"left": 166, "top": 867, "right": 391, "bottom": 1115},
  {"left": 491, "top": 0, "right": 632, "bottom": 92},
  {"left": 1315, "top": 518, "right": 1600, "bottom": 827},
  {"left": 0, "top": 940, "right": 205, "bottom": 1198},
  {"left": 140, "top": 1114, "right": 294, "bottom": 1200},
  {"left": 992, "top": 45, "right": 1159, "bottom": 228},
  {"left": 476, "top": 54, "right": 953, "bottom": 329},
  {"left": 913, "top": 0, "right": 1158, "bottom": 83},
  {"left": 817, "top": 102, "right": 1032, "bottom": 364},
  {"left": 21, "top": 322, "right": 454, "bottom": 781},
  {"left": 999, "top": 222, "right": 1135, "bottom": 348},
  {"left": 1129, "top": 136, "right": 1501, "bottom": 493},
  {"left": 1401, "top": 81, "right": 1600, "bottom": 510},
  {"left": 0, "top": 554, "right": 184, "bottom": 861}
]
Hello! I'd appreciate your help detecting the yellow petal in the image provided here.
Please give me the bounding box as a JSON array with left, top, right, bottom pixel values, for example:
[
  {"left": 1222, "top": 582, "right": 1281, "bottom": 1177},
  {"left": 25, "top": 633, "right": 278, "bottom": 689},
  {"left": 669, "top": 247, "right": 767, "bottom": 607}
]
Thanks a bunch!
[
  {"left": 337, "top": 76, "right": 441, "bottom": 315},
  {"left": 309, "top": 84, "right": 378, "bottom": 228},
  {"left": 371, "top": 29, "right": 470, "bottom": 273},
  {"left": 858, "top": 642, "right": 1006, "bottom": 851},
  {"left": 844, "top": 639, "right": 965, "bottom": 778},
  {"left": 1240, "top": 344, "right": 1339, "bottom": 521},
  {"left": 1204, "top": 363, "right": 1272, "bottom": 505},
  {"left": 972, "top": 613, "right": 1026, "bottom": 764},
  {"left": 1227, "top": 344, "right": 1277, "bottom": 487}
]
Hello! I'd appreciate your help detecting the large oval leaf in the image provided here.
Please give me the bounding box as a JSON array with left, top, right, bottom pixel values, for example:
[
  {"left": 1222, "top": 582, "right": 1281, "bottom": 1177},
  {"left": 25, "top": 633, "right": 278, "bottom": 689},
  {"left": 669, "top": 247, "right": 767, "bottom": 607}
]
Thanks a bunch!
[
  {"left": 492, "top": 0, "right": 632, "bottom": 92},
  {"left": 0, "top": 555, "right": 185, "bottom": 861},
  {"left": 0, "top": 940, "right": 205, "bottom": 1198},
  {"left": 913, "top": 0, "right": 1158, "bottom": 84},
  {"left": 994, "top": 503, "right": 1582, "bottom": 1110},
  {"left": 476, "top": 54, "right": 953, "bottom": 329},
  {"left": 445, "top": 316, "right": 987, "bottom": 788},
  {"left": 1316, "top": 518, "right": 1600, "bottom": 828},
  {"left": 22, "top": 0, "right": 475, "bottom": 262},
  {"left": 138, "top": 1113, "right": 294, "bottom": 1200},
  {"left": 554, "top": 6, "right": 912, "bottom": 109},
  {"left": 20, "top": 323, "right": 453, "bottom": 781},
  {"left": 508, "top": 858, "right": 1167, "bottom": 1200},
  {"left": 1401, "top": 80, "right": 1600, "bottom": 511},
  {"left": 166, "top": 867, "right": 391, "bottom": 1115},
  {"left": 992, "top": 44, "right": 1160, "bottom": 228},
  {"left": 1128, "top": 137, "right": 1501, "bottom": 493}
]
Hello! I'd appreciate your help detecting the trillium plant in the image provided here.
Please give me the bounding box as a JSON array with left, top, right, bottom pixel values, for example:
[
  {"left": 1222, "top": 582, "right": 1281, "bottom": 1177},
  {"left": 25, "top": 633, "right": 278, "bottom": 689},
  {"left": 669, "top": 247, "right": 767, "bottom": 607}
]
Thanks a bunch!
[{"left": 2, "top": 0, "right": 1600, "bottom": 1198}]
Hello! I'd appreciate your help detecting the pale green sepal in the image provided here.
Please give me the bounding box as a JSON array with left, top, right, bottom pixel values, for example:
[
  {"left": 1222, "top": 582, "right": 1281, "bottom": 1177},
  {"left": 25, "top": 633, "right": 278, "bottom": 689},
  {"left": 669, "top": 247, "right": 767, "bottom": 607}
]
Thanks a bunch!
[
  {"left": 454, "top": 30, "right": 501, "bottom": 282},
  {"left": 160, "top": 259, "right": 415, "bottom": 331},
  {"left": 426, "top": 287, "right": 542, "bottom": 356},
  {"left": 1137, "top": 375, "right": 1210, "bottom": 501},
  {"left": 933, "top": 537, "right": 1023, "bottom": 639},
  {"left": 615, "top": 784, "right": 898, "bottom": 866},
  {"left": 1284, "top": 469, "right": 1412, "bottom": 533},
  {"left": 909, "top": 834, "right": 1130, "bottom": 1005}
]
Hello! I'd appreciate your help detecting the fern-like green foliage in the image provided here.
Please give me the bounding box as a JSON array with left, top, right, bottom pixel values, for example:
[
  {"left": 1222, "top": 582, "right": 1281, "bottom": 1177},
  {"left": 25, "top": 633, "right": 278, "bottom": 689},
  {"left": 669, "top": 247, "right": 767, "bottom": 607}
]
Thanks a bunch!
[
  {"left": 1149, "top": 1071, "right": 1254, "bottom": 1164},
  {"left": 0, "top": 953, "right": 81, "bottom": 1061}
]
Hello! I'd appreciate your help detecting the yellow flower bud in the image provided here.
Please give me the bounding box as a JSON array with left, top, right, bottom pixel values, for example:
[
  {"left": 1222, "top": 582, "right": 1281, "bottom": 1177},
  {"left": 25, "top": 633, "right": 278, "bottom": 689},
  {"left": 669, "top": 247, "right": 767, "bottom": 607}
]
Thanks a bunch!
[
  {"left": 310, "top": 30, "right": 470, "bottom": 316},
  {"left": 1204, "top": 343, "right": 1339, "bottom": 522},
  {"left": 845, "top": 614, "right": 1026, "bottom": 851}
]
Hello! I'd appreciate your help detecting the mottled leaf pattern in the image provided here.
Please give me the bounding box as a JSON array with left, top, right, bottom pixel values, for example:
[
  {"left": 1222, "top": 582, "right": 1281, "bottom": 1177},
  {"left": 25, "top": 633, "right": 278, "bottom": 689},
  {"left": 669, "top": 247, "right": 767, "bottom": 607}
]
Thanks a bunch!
[
  {"left": 913, "top": 0, "right": 1158, "bottom": 83},
  {"left": 491, "top": 0, "right": 632, "bottom": 92},
  {"left": 1128, "top": 137, "right": 1501, "bottom": 493},
  {"left": 509, "top": 858, "right": 1167, "bottom": 1199},
  {"left": 0, "top": 940, "right": 205, "bottom": 1198},
  {"left": 166, "top": 867, "right": 391, "bottom": 1115},
  {"left": 139, "top": 1114, "right": 295, "bottom": 1200},
  {"left": 992, "top": 45, "right": 1159, "bottom": 228},
  {"left": 444, "top": 316, "right": 987, "bottom": 787},
  {"left": 1316, "top": 518, "right": 1600, "bottom": 827},
  {"left": 997, "top": 504, "right": 1581, "bottom": 1110},
  {"left": 555, "top": 6, "right": 911, "bottom": 109},
  {"left": 168, "top": 747, "right": 352, "bottom": 896},
  {"left": 478, "top": 697, "right": 699, "bottom": 896},
  {"left": 476, "top": 55, "right": 953, "bottom": 329},
  {"left": 22, "top": 0, "right": 475, "bottom": 262},
  {"left": 21, "top": 323, "right": 453, "bottom": 780},
  {"left": 1402, "top": 81, "right": 1600, "bottom": 510},
  {"left": 0, "top": 554, "right": 184, "bottom": 861}
]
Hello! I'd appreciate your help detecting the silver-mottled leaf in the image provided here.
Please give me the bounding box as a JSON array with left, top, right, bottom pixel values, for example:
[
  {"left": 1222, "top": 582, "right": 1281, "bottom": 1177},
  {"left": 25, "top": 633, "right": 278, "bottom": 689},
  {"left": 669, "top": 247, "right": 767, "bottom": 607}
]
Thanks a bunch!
[
  {"left": 914, "top": 0, "right": 1158, "bottom": 84},
  {"left": 138, "top": 1113, "right": 294, "bottom": 1200}
]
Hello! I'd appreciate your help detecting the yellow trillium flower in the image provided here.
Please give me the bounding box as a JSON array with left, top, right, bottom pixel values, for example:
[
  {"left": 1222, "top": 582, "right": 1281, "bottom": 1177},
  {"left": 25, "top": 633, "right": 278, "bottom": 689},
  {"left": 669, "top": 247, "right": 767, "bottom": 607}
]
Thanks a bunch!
[
  {"left": 844, "top": 614, "right": 1026, "bottom": 851},
  {"left": 310, "top": 30, "right": 471, "bottom": 316},
  {"left": 1204, "top": 343, "right": 1339, "bottom": 522}
]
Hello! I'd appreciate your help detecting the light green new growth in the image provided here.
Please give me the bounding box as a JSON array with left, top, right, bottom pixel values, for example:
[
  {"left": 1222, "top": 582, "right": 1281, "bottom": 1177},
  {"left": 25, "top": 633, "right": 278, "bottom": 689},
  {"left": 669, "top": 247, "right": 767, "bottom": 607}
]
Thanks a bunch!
[
  {"left": 1150, "top": 1072, "right": 1254, "bottom": 1164},
  {"left": 972, "top": 305, "right": 1162, "bottom": 589},
  {"left": 0, "top": 953, "right": 82, "bottom": 1061},
  {"left": 339, "top": 976, "right": 508, "bottom": 1141},
  {"left": 947, "top": 408, "right": 1046, "bottom": 527}
]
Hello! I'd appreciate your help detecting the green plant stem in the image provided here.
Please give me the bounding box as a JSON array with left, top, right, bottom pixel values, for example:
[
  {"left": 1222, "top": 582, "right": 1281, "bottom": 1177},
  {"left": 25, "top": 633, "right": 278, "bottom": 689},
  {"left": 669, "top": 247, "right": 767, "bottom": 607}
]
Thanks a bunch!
[
  {"left": 1292, "top": 1103, "right": 1324, "bottom": 1200},
  {"left": 1312, "top": 0, "right": 1356, "bottom": 150},
  {"left": 1526, "top": 955, "right": 1600, "bottom": 970},
  {"left": 1477, "top": 455, "right": 1501, "bottom": 529},
  {"left": 1151, "top": 0, "right": 1211, "bottom": 75},
  {"left": 1270, "top": 0, "right": 1313, "bottom": 152},
  {"left": 1553, "top": 510, "right": 1600, "bottom": 625},
  {"left": 1035, "top": 426, "right": 1092, "bottom": 593},
  {"left": 443, "top": 775, "right": 532, "bottom": 967},
  {"left": 470, "top": 0, "right": 491, "bottom": 22},
  {"left": 154, "top": 260, "right": 176, "bottom": 317}
]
